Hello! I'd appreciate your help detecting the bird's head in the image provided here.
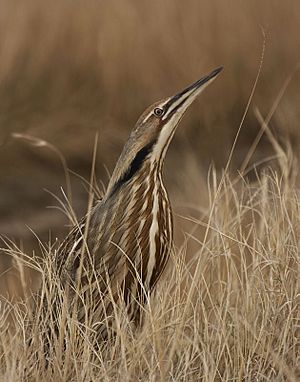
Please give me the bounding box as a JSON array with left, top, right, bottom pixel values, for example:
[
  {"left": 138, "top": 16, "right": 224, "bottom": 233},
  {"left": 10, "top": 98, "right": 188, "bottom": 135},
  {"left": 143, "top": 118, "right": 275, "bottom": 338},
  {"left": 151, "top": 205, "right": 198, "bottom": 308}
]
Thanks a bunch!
[
  {"left": 131, "top": 66, "right": 223, "bottom": 162},
  {"left": 107, "top": 67, "right": 223, "bottom": 195}
]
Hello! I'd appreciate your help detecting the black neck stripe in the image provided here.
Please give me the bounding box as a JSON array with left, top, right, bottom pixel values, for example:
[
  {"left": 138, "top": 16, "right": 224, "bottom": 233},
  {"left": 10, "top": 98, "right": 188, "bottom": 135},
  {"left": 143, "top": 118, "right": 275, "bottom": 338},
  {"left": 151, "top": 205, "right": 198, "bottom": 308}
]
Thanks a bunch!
[{"left": 111, "top": 140, "right": 156, "bottom": 195}]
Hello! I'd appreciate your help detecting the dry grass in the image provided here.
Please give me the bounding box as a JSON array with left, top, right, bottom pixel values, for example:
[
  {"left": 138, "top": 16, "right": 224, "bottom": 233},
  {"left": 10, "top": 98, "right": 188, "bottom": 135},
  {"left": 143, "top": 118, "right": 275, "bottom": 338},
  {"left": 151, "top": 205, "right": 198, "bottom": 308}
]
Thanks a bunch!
[{"left": 1, "top": 141, "right": 300, "bottom": 380}]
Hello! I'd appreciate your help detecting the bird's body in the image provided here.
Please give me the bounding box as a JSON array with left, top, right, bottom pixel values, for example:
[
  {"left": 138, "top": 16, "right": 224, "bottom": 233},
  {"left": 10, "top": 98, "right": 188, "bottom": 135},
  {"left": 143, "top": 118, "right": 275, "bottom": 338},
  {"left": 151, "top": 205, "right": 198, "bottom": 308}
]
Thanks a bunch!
[
  {"left": 54, "top": 67, "right": 222, "bottom": 331},
  {"left": 58, "top": 158, "right": 173, "bottom": 324}
]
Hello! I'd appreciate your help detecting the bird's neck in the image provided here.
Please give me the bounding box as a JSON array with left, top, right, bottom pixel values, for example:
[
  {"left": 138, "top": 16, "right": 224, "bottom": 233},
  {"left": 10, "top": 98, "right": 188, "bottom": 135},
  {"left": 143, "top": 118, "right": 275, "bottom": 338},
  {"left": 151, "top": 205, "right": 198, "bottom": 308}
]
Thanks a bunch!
[
  {"left": 88, "top": 154, "right": 172, "bottom": 291},
  {"left": 106, "top": 137, "right": 167, "bottom": 197},
  {"left": 107, "top": 156, "right": 161, "bottom": 197},
  {"left": 95, "top": 158, "right": 168, "bottom": 247}
]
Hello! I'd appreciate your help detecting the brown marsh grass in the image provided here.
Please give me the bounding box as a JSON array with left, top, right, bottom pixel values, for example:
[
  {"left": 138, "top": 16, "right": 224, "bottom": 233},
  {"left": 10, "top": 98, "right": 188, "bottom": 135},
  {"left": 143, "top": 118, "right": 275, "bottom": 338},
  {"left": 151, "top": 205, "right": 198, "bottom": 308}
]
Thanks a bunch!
[{"left": 1, "top": 149, "right": 300, "bottom": 380}]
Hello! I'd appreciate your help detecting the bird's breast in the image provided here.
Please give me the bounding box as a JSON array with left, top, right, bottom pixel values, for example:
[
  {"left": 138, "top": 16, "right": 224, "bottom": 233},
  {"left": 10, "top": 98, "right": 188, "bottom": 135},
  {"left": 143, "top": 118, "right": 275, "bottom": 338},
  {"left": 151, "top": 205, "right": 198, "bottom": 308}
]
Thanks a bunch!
[{"left": 90, "top": 168, "right": 173, "bottom": 291}]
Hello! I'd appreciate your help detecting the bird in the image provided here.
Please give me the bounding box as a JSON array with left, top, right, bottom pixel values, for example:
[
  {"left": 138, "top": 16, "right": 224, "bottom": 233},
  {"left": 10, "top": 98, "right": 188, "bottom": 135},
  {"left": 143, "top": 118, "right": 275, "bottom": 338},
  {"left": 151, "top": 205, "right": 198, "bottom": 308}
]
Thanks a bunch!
[{"left": 53, "top": 67, "right": 223, "bottom": 337}]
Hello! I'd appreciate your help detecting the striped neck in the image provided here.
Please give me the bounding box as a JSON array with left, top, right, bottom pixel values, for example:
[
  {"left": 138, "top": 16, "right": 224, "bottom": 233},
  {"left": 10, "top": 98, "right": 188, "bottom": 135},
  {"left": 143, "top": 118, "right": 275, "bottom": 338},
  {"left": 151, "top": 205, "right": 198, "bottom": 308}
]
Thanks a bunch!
[{"left": 100, "top": 155, "right": 173, "bottom": 289}]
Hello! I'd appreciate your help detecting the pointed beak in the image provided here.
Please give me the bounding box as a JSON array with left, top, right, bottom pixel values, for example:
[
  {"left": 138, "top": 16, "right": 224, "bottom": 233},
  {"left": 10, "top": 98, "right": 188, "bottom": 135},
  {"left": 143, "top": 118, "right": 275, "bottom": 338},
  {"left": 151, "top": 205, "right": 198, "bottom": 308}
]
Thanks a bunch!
[{"left": 162, "top": 67, "right": 223, "bottom": 121}]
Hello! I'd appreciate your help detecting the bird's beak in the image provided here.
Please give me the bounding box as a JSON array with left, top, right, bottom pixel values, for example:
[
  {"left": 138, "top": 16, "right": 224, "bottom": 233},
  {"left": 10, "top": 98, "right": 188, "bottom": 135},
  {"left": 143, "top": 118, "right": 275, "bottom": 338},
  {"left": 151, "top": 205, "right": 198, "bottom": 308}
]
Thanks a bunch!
[{"left": 162, "top": 67, "right": 223, "bottom": 121}]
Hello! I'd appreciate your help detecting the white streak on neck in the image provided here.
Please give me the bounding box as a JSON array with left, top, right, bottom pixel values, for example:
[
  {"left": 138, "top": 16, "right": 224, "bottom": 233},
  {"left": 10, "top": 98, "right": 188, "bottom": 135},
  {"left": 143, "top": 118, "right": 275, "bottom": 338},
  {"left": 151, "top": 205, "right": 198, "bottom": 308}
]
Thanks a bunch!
[
  {"left": 145, "top": 173, "right": 159, "bottom": 287},
  {"left": 152, "top": 118, "right": 178, "bottom": 162}
]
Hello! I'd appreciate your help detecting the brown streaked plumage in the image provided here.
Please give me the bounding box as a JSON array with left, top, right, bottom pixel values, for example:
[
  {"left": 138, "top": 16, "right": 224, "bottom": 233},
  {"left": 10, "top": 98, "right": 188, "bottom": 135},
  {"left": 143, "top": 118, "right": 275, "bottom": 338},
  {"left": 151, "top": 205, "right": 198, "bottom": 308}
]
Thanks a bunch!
[{"left": 55, "top": 67, "right": 223, "bottom": 334}]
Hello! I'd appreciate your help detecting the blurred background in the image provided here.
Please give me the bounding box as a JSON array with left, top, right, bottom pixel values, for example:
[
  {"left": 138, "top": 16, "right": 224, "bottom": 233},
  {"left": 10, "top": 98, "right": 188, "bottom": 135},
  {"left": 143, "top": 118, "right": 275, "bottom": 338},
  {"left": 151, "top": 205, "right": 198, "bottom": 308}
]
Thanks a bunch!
[{"left": 0, "top": 0, "right": 300, "bottom": 297}]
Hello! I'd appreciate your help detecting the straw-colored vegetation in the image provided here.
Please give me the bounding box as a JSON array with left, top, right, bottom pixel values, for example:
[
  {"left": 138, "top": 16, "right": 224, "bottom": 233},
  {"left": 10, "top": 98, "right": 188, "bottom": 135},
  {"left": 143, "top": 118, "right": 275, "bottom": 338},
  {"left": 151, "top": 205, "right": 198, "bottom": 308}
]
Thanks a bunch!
[
  {"left": 1, "top": 151, "right": 300, "bottom": 380},
  {"left": 0, "top": 1, "right": 300, "bottom": 381}
]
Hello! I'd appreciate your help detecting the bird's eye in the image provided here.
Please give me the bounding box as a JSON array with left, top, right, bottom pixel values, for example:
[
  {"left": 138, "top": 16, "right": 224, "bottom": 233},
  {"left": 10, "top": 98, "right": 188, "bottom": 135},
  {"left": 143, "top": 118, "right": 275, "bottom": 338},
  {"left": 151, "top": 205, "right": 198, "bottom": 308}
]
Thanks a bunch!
[{"left": 153, "top": 107, "right": 164, "bottom": 117}]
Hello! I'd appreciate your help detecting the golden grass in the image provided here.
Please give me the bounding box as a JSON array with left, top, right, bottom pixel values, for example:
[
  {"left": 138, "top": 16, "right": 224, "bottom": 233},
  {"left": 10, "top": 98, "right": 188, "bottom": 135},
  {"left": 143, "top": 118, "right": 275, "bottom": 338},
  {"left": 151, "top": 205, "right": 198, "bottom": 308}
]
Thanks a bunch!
[{"left": 1, "top": 145, "right": 299, "bottom": 380}]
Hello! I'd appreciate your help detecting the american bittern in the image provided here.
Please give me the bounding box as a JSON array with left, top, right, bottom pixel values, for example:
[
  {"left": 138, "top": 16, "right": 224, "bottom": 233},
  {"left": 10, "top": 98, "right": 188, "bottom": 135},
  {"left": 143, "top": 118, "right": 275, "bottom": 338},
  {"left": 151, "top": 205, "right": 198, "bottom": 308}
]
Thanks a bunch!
[{"left": 54, "top": 67, "right": 222, "bottom": 334}]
